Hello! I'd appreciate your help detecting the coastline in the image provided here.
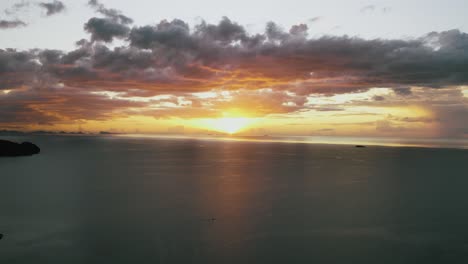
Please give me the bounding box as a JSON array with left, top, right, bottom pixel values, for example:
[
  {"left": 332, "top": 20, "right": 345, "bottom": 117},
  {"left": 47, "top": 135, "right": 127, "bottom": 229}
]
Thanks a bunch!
[
  {"left": 2, "top": 132, "right": 466, "bottom": 150},
  {"left": 114, "top": 134, "right": 468, "bottom": 151}
]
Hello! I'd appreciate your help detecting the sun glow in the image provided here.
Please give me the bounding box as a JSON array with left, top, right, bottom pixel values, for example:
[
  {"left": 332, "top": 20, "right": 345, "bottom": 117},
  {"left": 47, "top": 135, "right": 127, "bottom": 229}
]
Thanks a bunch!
[{"left": 207, "top": 117, "right": 254, "bottom": 134}]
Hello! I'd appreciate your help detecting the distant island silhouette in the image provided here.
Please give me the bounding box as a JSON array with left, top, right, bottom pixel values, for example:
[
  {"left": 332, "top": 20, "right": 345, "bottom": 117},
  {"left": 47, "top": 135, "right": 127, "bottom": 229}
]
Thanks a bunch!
[
  {"left": 0, "top": 130, "right": 120, "bottom": 136},
  {"left": 0, "top": 140, "right": 40, "bottom": 157}
]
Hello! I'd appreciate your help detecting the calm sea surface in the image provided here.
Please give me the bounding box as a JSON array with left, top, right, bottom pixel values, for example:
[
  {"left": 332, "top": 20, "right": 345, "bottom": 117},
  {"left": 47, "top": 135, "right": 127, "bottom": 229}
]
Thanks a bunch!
[{"left": 1, "top": 135, "right": 468, "bottom": 263}]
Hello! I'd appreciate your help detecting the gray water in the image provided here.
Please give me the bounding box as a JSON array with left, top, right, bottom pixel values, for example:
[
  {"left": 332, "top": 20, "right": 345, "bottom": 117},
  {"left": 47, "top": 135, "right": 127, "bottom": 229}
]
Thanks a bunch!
[{"left": 1, "top": 135, "right": 468, "bottom": 264}]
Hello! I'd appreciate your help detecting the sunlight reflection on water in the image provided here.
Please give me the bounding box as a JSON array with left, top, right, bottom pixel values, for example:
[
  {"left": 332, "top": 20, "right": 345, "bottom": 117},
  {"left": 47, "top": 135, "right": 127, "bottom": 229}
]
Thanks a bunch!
[{"left": 0, "top": 135, "right": 467, "bottom": 263}]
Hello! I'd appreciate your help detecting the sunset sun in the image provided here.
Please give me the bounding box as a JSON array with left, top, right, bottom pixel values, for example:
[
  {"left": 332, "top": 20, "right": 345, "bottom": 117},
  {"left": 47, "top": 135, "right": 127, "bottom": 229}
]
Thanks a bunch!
[
  {"left": 190, "top": 115, "right": 255, "bottom": 134},
  {"left": 209, "top": 117, "right": 253, "bottom": 134}
]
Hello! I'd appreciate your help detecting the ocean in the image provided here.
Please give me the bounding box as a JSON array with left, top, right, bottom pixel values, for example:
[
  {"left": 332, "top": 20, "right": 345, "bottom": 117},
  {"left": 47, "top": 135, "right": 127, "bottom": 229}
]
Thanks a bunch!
[{"left": 1, "top": 135, "right": 468, "bottom": 263}]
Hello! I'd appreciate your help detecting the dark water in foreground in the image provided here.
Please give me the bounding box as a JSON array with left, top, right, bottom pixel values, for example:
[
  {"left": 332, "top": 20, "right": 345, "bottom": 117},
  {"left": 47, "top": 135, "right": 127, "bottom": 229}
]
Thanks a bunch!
[{"left": 1, "top": 136, "right": 468, "bottom": 264}]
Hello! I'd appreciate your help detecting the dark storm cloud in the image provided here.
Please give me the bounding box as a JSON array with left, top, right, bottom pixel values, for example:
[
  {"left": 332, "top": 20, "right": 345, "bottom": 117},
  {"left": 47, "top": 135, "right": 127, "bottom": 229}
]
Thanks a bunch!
[
  {"left": 38, "top": 0, "right": 65, "bottom": 16},
  {"left": 0, "top": 19, "right": 27, "bottom": 29}
]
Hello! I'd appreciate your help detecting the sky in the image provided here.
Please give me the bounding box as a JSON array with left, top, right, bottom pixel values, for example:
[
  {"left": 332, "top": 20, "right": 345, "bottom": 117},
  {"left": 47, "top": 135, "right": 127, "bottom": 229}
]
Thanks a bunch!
[{"left": 0, "top": 0, "right": 467, "bottom": 138}]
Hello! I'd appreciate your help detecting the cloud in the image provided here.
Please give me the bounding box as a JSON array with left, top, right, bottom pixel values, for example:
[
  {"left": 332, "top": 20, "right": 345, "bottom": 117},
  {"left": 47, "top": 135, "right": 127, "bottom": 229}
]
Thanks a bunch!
[
  {"left": 372, "top": 95, "right": 385, "bottom": 101},
  {"left": 346, "top": 87, "right": 468, "bottom": 137},
  {"left": 382, "top": 7, "right": 391, "bottom": 13},
  {"left": 308, "top": 17, "right": 322, "bottom": 23},
  {"left": 2, "top": 0, "right": 65, "bottom": 29},
  {"left": 4, "top": 1, "right": 30, "bottom": 15},
  {"left": 289, "top": 24, "right": 308, "bottom": 37},
  {"left": 360, "top": 5, "right": 391, "bottom": 14},
  {"left": 4, "top": 20, "right": 468, "bottom": 95},
  {"left": 375, "top": 119, "right": 406, "bottom": 133},
  {"left": 387, "top": 115, "right": 436, "bottom": 124},
  {"left": 1, "top": 17, "right": 468, "bottom": 132},
  {"left": 129, "top": 19, "right": 192, "bottom": 49},
  {"left": 84, "top": 18, "right": 130, "bottom": 42},
  {"left": 85, "top": 0, "right": 133, "bottom": 42},
  {"left": 0, "top": 86, "right": 145, "bottom": 126},
  {"left": 38, "top": 0, "right": 66, "bottom": 16},
  {"left": 0, "top": 19, "right": 27, "bottom": 29},
  {"left": 87, "top": 0, "right": 133, "bottom": 24},
  {"left": 360, "top": 5, "right": 375, "bottom": 13},
  {"left": 210, "top": 89, "right": 308, "bottom": 116},
  {"left": 392, "top": 87, "right": 412, "bottom": 96}
]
